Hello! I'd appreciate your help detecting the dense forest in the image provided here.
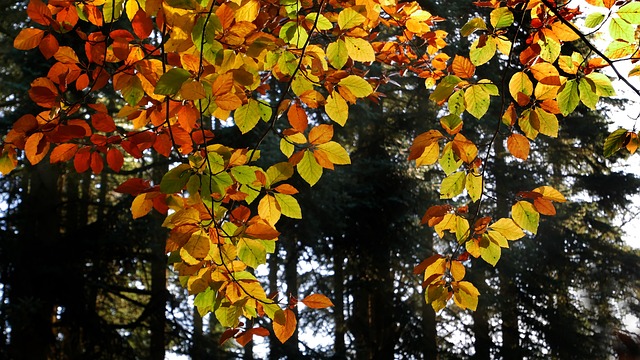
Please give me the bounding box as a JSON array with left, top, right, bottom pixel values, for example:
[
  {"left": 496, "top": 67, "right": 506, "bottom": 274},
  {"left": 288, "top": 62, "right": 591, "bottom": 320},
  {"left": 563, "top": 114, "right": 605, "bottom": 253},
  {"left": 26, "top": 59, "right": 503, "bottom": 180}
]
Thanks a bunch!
[{"left": 1, "top": 0, "right": 640, "bottom": 359}]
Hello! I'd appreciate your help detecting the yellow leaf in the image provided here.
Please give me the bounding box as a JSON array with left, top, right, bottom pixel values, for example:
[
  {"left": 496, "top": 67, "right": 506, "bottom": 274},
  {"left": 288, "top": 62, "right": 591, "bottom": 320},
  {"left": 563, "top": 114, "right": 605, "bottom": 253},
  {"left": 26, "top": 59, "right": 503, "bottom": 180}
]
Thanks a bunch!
[
  {"left": 414, "top": 141, "right": 440, "bottom": 167},
  {"left": 489, "top": 218, "right": 525, "bottom": 240},
  {"left": 512, "top": 201, "right": 539, "bottom": 234},
  {"left": 450, "top": 261, "right": 466, "bottom": 281},
  {"left": 532, "top": 186, "right": 566, "bottom": 202},
  {"left": 465, "top": 171, "right": 483, "bottom": 202},
  {"left": 325, "top": 92, "right": 349, "bottom": 126},
  {"left": 258, "top": 194, "right": 281, "bottom": 226},
  {"left": 338, "top": 75, "right": 373, "bottom": 98},
  {"left": 131, "top": 193, "right": 153, "bottom": 219},
  {"left": 338, "top": 7, "right": 366, "bottom": 30},
  {"left": 316, "top": 141, "right": 351, "bottom": 165},
  {"left": 454, "top": 281, "right": 479, "bottom": 311},
  {"left": 508, "top": 72, "right": 533, "bottom": 105},
  {"left": 344, "top": 36, "right": 375, "bottom": 62}
]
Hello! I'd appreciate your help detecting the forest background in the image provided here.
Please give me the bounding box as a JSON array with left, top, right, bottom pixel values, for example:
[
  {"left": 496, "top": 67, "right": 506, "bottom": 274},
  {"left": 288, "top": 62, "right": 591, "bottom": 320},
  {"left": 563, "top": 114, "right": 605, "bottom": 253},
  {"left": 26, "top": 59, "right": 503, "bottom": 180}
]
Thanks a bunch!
[{"left": 1, "top": 0, "right": 640, "bottom": 359}]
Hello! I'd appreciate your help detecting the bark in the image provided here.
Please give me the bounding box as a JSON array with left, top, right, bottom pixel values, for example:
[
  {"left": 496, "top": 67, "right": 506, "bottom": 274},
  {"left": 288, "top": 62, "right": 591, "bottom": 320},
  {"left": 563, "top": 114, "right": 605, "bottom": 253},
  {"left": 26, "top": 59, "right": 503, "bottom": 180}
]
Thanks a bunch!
[
  {"left": 333, "top": 245, "right": 346, "bottom": 359},
  {"left": 8, "top": 162, "right": 60, "bottom": 359},
  {"left": 150, "top": 159, "right": 168, "bottom": 360}
]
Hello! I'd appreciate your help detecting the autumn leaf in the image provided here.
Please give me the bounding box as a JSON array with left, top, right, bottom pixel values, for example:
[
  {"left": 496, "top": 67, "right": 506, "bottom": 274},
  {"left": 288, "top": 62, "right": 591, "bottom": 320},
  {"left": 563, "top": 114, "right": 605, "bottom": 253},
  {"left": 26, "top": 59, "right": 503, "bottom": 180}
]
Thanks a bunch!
[
  {"left": 14, "top": 28, "right": 45, "bottom": 50},
  {"left": 273, "top": 309, "right": 297, "bottom": 343},
  {"left": 301, "top": 294, "right": 334, "bottom": 309},
  {"left": 507, "top": 133, "right": 530, "bottom": 160},
  {"left": 511, "top": 201, "right": 539, "bottom": 234}
]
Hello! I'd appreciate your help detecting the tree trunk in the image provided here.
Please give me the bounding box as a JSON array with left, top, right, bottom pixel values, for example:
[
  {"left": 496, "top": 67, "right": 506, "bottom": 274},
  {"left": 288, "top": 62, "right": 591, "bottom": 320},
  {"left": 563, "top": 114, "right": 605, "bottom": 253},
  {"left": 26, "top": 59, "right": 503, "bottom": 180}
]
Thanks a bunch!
[
  {"left": 333, "top": 244, "right": 347, "bottom": 359},
  {"left": 284, "top": 235, "right": 300, "bottom": 358},
  {"left": 150, "top": 159, "right": 168, "bottom": 360}
]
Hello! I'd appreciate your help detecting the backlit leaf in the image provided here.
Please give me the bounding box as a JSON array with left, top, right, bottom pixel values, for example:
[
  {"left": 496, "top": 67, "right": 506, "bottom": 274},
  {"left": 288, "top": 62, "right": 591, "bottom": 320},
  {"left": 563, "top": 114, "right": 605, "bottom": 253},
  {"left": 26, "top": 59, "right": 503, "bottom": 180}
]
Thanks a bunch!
[
  {"left": 344, "top": 36, "right": 375, "bottom": 63},
  {"left": 316, "top": 141, "right": 351, "bottom": 165},
  {"left": 274, "top": 193, "right": 302, "bottom": 219},
  {"left": 301, "top": 294, "right": 334, "bottom": 309},
  {"left": 511, "top": 201, "right": 539, "bottom": 234},
  {"left": 440, "top": 171, "right": 466, "bottom": 199},
  {"left": 465, "top": 171, "right": 482, "bottom": 202},
  {"left": 338, "top": 76, "right": 373, "bottom": 98},
  {"left": 237, "top": 238, "right": 267, "bottom": 268},
  {"left": 160, "top": 164, "right": 192, "bottom": 194},
  {"left": 338, "top": 8, "right": 366, "bottom": 30},
  {"left": 507, "top": 133, "right": 530, "bottom": 160},
  {"left": 325, "top": 92, "right": 349, "bottom": 126},
  {"left": 273, "top": 309, "right": 297, "bottom": 343},
  {"left": 155, "top": 68, "right": 191, "bottom": 95},
  {"left": 297, "top": 150, "right": 322, "bottom": 186}
]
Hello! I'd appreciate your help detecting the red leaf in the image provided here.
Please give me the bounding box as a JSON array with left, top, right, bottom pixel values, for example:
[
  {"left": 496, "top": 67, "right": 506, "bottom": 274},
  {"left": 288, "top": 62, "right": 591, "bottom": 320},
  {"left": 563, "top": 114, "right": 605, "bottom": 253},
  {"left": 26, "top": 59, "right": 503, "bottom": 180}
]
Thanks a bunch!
[
  {"left": 132, "top": 9, "right": 154, "bottom": 39},
  {"left": 219, "top": 328, "right": 240, "bottom": 345},
  {"left": 301, "top": 294, "right": 334, "bottom": 309},
  {"left": 90, "top": 151, "right": 104, "bottom": 174},
  {"left": 13, "top": 114, "right": 39, "bottom": 134},
  {"left": 115, "top": 178, "right": 151, "bottom": 195},
  {"left": 50, "top": 143, "right": 78, "bottom": 163},
  {"left": 107, "top": 147, "right": 124, "bottom": 172},
  {"left": 533, "top": 197, "right": 556, "bottom": 216},
  {"left": 74, "top": 147, "right": 91, "bottom": 173},
  {"left": 92, "top": 113, "right": 117, "bottom": 132},
  {"left": 153, "top": 133, "right": 172, "bottom": 157}
]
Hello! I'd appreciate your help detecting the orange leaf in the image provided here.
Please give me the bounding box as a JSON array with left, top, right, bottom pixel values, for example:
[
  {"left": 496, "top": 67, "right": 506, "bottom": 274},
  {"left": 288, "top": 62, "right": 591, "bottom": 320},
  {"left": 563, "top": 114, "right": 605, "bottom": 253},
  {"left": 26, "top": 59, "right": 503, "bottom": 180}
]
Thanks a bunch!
[
  {"left": 215, "top": 93, "right": 242, "bottom": 111},
  {"left": 533, "top": 197, "right": 556, "bottom": 215},
  {"left": 50, "top": 143, "right": 79, "bottom": 163},
  {"left": 301, "top": 294, "right": 334, "bottom": 309},
  {"left": 421, "top": 205, "right": 453, "bottom": 226},
  {"left": 409, "top": 130, "right": 444, "bottom": 161},
  {"left": 273, "top": 184, "right": 298, "bottom": 195},
  {"left": 54, "top": 46, "right": 79, "bottom": 64},
  {"left": 14, "top": 28, "right": 45, "bottom": 50},
  {"left": 273, "top": 308, "right": 297, "bottom": 343},
  {"left": 287, "top": 103, "right": 308, "bottom": 133},
  {"left": 39, "top": 33, "right": 59, "bottom": 59},
  {"left": 29, "top": 77, "right": 58, "bottom": 108},
  {"left": 27, "top": 0, "right": 52, "bottom": 26},
  {"left": 507, "top": 133, "right": 530, "bottom": 160},
  {"left": 451, "top": 55, "right": 476, "bottom": 79},
  {"left": 414, "top": 254, "right": 443, "bottom": 275},
  {"left": 107, "top": 147, "right": 125, "bottom": 172},
  {"left": 24, "top": 132, "right": 50, "bottom": 165},
  {"left": 308, "top": 124, "right": 333, "bottom": 145},
  {"left": 245, "top": 219, "right": 281, "bottom": 239}
]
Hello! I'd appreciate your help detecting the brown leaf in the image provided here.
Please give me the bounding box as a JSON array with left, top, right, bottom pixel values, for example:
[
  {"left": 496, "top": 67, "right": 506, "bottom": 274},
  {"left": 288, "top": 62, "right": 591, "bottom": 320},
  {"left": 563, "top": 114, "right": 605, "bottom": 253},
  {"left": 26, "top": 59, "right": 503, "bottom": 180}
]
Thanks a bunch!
[
  {"left": 273, "top": 309, "right": 297, "bottom": 343},
  {"left": 451, "top": 55, "right": 476, "bottom": 79},
  {"left": 507, "top": 133, "right": 530, "bottom": 160}
]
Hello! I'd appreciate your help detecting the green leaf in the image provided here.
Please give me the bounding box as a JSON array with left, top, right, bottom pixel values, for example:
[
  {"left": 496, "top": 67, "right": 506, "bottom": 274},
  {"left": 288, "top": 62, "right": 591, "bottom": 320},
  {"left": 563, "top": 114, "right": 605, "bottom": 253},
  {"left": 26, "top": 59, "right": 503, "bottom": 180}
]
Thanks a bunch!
[
  {"left": 605, "top": 40, "right": 637, "bottom": 59},
  {"left": 557, "top": 79, "right": 579, "bottom": 116},
  {"left": 327, "top": 40, "right": 348, "bottom": 70},
  {"left": 297, "top": 150, "right": 322, "bottom": 186},
  {"left": 238, "top": 238, "right": 267, "bottom": 268},
  {"left": 470, "top": 36, "right": 496, "bottom": 66},
  {"left": 121, "top": 76, "right": 144, "bottom": 106},
  {"left": 266, "top": 162, "right": 294, "bottom": 186},
  {"left": 194, "top": 288, "right": 215, "bottom": 317},
  {"left": 280, "top": 138, "right": 295, "bottom": 158},
  {"left": 490, "top": 7, "right": 514, "bottom": 28},
  {"left": 306, "top": 13, "right": 333, "bottom": 30},
  {"left": 618, "top": 2, "right": 640, "bottom": 24},
  {"left": 338, "top": 75, "right": 373, "bottom": 98},
  {"left": 448, "top": 90, "right": 465, "bottom": 116},
  {"left": 609, "top": 17, "right": 635, "bottom": 42},
  {"left": 155, "top": 68, "right": 191, "bottom": 95},
  {"left": 430, "top": 75, "right": 462, "bottom": 103},
  {"left": 603, "top": 128, "right": 628, "bottom": 157},
  {"left": 274, "top": 193, "right": 302, "bottom": 219},
  {"left": 584, "top": 12, "right": 605, "bottom": 28},
  {"left": 440, "top": 171, "right": 466, "bottom": 199},
  {"left": 214, "top": 303, "right": 242, "bottom": 328},
  {"left": 585, "top": 73, "right": 616, "bottom": 97},
  {"left": 578, "top": 77, "right": 599, "bottom": 110},
  {"left": 534, "top": 108, "right": 558, "bottom": 138},
  {"left": 235, "top": 99, "right": 262, "bottom": 134},
  {"left": 479, "top": 234, "right": 501, "bottom": 266},
  {"left": 465, "top": 172, "right": 482, "bottom": 202},
  {"left": 231, "top": 165, "right": 258, "bottom": 184},
  {"left": 464, "top": 85, "right": 491, "bottom": 119},
  {"left": 461, "top": 17, "right": 487, "bottom": 37},
  {"left": 439, "top": 143, "right": 462, "bottom": 175},
  {"left": 160, "top": 164, "right": 192, "bottom": 193},
  {"left": 511, "top": 201, "right": 539, "bottom": 234},
  {"left": 103, "top": 0, "right": 124, "bottom": 22},
  {"left": 538, "top": 38, "right": 560, "bottom": 63},
  {"left": 338, "top": 7, "right": 366, "bottom": 30},
  {"left": 279, "top": 22, "right": 308, "bottom": 47}
]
